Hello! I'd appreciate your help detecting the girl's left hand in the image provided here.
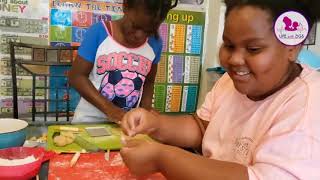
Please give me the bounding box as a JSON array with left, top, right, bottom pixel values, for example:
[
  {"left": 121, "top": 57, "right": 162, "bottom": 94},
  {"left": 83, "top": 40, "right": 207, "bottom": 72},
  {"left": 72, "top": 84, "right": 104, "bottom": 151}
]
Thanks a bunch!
[{"left": 120, "top": 138, "right": 167, "bottom": 176}]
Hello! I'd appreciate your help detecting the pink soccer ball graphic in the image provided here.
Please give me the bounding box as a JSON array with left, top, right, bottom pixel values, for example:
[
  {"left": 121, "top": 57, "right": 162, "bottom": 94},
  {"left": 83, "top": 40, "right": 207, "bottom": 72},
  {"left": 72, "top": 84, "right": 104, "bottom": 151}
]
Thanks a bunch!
[{"left": 100, "top": 70, "right": 144, "bottom": 110}]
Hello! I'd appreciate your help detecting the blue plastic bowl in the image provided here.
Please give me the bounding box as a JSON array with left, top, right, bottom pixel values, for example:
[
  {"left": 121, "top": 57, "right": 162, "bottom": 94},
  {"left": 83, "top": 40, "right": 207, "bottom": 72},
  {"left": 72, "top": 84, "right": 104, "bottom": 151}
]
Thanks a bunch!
[{"left": 0, "top": 119, "right": 28, "bottom": 149}]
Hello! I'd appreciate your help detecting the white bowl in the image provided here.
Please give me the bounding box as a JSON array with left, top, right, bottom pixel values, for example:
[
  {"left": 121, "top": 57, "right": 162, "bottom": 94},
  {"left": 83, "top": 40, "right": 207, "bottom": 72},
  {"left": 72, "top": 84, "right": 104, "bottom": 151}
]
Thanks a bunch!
[
  {"left": 0, "top": 119, "right": 28, "bottom": 149},
  {"left": 0, "top": 119, "right": 28, "bottom": 134}
]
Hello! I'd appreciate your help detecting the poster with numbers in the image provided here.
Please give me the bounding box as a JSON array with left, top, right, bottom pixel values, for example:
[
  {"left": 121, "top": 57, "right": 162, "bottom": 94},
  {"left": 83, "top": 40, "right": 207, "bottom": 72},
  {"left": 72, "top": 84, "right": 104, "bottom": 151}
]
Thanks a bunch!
[
  {"left": 153, "top": 10, "right": 205, "bottom": 113},
  {"left": 0, "top": 0, "right": 49, "bottom": 115}
]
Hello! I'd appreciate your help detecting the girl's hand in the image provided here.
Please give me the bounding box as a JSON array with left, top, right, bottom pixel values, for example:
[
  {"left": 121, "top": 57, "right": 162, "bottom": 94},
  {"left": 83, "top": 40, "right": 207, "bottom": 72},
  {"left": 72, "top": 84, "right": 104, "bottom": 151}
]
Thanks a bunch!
[
  {"left": 120, "top": 138, "right": 167, "bottom": 176},
  {"left": 121, "top": 108, "right": 160, "bottom": 137}
]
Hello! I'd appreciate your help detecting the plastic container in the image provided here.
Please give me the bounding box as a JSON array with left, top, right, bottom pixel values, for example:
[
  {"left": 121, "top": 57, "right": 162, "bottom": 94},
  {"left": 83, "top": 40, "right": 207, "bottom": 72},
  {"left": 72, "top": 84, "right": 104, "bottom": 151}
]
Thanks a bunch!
[
  {"left": 0, "top": 119, "right": 28, "bottom": 149},
  {"left": 0, "top": 147, "right": 55, "bottom": 180}
]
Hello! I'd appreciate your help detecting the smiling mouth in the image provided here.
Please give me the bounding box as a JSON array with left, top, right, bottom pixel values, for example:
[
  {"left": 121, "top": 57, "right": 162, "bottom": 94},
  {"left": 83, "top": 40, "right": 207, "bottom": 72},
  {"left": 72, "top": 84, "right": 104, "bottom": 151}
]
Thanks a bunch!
[
  {"left": 230, "top": 70, "right": 252, "bottom": 82},
  {"left": 235, "top": 71, "right": 250, "bottom": 76}
]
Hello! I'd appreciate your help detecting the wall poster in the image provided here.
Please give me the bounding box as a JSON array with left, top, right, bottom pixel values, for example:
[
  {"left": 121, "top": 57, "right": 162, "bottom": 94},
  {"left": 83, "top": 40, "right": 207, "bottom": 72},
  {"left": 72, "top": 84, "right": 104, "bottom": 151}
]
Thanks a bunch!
[
  {"left": 0, "top": 0, "right": 48, "bottom": 115},
  {"left": 153, "top": 10, "right": 205, "bottom": 113}
]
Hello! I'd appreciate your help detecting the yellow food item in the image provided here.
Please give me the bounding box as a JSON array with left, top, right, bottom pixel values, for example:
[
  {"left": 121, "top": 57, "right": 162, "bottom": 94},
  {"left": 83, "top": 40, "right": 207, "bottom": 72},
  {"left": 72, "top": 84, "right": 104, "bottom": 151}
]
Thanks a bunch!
[
  {"left": 38, "top": 133, "right": 48, "bottom": 143},
  {"left": 65, "top": 136, "right": 75, "bottom": 144},
  {"left": 29, "top": 136, "right": 37, "bottom": 141},
  {"left": 59, "top": 126, "right": 80, "bottom": 132},
  {"left": 53, "top": 132, "right": 76, "bottom": 147},
  {"left": 60, "top": 131, "right": 75, "bottom": 139},
  {"left": 53, "top": 135, "right": 68, "bottom": 147}
]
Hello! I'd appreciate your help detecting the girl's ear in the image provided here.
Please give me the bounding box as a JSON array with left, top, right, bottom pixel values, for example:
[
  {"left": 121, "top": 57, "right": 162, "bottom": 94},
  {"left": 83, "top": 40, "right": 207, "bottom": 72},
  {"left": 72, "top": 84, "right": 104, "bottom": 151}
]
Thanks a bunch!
[{"left": 287, "top": 44, "right": 303, "bottom": 62}]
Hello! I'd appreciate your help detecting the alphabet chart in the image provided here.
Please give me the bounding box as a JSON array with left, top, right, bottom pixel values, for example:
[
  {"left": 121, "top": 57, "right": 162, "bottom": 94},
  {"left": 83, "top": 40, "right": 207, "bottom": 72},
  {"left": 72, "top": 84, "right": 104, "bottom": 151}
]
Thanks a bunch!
[{"left": 154, "top": 10, "right": 205, "bottom": 113}]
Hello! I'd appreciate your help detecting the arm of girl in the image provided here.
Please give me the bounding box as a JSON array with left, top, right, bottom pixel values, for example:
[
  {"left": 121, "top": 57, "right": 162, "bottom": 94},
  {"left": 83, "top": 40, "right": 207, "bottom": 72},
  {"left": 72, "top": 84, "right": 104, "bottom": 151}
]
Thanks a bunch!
[
  {"left": 121, "top": 108, "right": 202, "bottom": 148},
  {"left": 120, "top": 138, "right": 249, "bottom": 180},
  {"left": 139, "top": 64, "right": 158, "bottom": 110}
]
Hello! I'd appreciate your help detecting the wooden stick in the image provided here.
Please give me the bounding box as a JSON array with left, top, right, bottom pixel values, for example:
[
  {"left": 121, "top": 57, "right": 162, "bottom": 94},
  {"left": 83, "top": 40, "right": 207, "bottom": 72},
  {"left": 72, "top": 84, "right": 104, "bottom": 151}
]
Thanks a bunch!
[
  {"left": 105, "top": 149, "right": 110, "bottom": 161},
  {"left": 70, "top": 152, "right": 81, "bottom": 167},
  {"left": 59, "top": 126, "right": 80, "bottom": 132}
]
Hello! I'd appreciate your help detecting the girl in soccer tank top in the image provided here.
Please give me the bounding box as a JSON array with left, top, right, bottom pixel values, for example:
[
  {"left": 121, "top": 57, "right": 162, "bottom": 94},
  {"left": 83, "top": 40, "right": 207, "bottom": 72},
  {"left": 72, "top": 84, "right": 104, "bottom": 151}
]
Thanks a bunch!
[
  {"left": 120, "top": 0, "right": 320, "bottom": 179},
  {"left": 69, "top": 0, "right": 178, "bottom": 123}
]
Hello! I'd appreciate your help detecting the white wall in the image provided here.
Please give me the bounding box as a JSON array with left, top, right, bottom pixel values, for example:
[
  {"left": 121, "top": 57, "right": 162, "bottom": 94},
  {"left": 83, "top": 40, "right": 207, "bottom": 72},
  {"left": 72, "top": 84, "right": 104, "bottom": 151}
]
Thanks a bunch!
[
  {"left": 198, "top": 0, "right": 222, "bottom": 106},
  {"left": 307, "top": 22, "right": 320, "bottom": 54}
]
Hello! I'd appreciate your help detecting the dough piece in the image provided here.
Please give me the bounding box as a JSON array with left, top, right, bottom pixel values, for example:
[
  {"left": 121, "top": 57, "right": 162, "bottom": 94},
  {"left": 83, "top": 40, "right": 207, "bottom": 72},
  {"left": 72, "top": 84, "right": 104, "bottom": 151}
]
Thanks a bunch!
[
  {"left": 53, "top": 131, "right": 76, "bottom": 147},
  {"left": 65, "top": 136, "right": 75, "bottom": 144},
  {"left": 60, "top": 131, "right": 75, "bottom": 139},
  {"left": 53, "top": 135, "right": 68, "bottom": 147}
]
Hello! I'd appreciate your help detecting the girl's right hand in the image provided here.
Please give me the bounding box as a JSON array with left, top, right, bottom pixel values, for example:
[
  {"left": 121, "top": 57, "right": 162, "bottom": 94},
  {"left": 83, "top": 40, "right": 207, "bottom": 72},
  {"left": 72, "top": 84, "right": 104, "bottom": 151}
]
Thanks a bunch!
[{"left": 121, "top": 108, "right": 160, "bottom": 137}]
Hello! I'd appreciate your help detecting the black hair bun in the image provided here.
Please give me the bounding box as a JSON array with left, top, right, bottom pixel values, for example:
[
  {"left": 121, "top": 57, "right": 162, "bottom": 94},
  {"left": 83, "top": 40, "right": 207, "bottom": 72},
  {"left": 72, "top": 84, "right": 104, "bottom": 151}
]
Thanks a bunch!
[{"left": 300, "top": 0, "right": 320, "bottom": 21}]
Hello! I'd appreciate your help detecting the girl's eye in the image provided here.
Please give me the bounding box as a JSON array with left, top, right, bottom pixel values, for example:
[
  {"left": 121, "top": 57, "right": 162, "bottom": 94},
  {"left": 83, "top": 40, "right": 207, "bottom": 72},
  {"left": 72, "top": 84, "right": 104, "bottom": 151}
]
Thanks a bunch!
[
  {"left": 247, "top": 47, "right": 261, "bottom": 53},
  {"left": 223, "top": 44, "right": 234, "bottom": 50}
]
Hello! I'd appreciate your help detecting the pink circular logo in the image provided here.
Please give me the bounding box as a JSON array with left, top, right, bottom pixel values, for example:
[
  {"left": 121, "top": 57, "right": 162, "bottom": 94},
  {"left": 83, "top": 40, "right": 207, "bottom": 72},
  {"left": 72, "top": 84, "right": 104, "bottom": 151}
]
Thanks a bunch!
[{"left": 274, "top": 11, "right": 309, "bottom": 45}]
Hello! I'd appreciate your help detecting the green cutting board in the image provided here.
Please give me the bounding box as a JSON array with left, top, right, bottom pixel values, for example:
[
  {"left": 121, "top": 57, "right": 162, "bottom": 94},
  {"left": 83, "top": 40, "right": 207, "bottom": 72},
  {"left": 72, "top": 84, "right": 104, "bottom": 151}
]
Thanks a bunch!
[{"left": 47, "top": 124, "right": 128, "bottom": 153}]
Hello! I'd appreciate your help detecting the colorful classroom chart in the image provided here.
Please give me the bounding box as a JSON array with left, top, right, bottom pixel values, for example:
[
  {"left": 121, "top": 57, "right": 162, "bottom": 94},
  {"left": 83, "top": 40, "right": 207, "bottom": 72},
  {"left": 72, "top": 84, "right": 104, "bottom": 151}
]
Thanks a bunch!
[
  {"left": 0, "top": 0, "right": 49, "bottom": 115},
  {"left": 155, "top": 55, "right": 167, "bottom": 83},
  {"left": 49, "top": 0, "right": 123, "bottom": 47},
  {"left": 169, "top": 24, "right": 186, "bottom": 53},
  {"left": 159, "top": 23, "right": 169, "bottom": 52},
  {"left": 165, "top": 85, "right": 182, "bottom": 112},
  {"left": 153, "top": 10, "right": 205, "bottom": 113},
  {"left": 184, "top": 56, "right": 200, "bottom": 84},
  {"left": 181, "top": 86, "right": 198, "bottom": 112},
  {"left": 186, "top": 25, "right": 202, "bottom": 54},
  {"left": 153, "top": 84, "right": 166, "bottom": 112},
  {"left": 168, "top": 55, "right": 184, "bottom": 83}
]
